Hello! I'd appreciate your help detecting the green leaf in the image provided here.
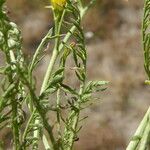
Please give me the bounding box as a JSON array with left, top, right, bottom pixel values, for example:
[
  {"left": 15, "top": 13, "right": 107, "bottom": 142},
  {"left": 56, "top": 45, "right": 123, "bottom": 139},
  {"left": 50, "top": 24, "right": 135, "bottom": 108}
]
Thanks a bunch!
[
  {"left": 2, "top": 84, "right": 16, "bottom": 98},
  {"left": 53, "top": 67, "right": 64, "bottom": 77},
  {"left": 75, "top": 70, "right": 84, "bottom": 81},
  {"left": 60, "top": 83, "right": 78, "bottom": 95},
  {"left": 84, "top": 81, "right": 109, "bottom": 94}
]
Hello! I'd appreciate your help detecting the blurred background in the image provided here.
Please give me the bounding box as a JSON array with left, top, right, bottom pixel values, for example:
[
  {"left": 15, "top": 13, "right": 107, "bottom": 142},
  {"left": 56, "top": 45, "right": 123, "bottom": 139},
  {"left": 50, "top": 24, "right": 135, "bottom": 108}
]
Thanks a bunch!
[{"left": 1, "top": 0, "right": 150, "bottom": 149}]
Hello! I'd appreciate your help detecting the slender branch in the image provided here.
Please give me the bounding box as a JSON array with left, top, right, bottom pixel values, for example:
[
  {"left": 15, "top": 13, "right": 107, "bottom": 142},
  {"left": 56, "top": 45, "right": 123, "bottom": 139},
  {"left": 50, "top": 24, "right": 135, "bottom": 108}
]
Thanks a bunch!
[
  {"left": 138, "top": 119, "right": 150, "bottom": 150},
  {"left": 56, "top": 89, "right": 62, "bottom": 148},
  {"left": 126, "top": 107, "right": 150, "bottom": 150},
  {"left": 6, "top": 52, "right": 20, "bottom": 150}
]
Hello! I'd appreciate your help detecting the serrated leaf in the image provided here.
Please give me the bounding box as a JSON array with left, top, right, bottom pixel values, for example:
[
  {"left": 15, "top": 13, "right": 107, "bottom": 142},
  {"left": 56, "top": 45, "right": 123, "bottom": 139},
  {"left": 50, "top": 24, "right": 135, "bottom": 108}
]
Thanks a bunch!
[{"left": 84, "top": 81, "right": 109, "bottom": 94}]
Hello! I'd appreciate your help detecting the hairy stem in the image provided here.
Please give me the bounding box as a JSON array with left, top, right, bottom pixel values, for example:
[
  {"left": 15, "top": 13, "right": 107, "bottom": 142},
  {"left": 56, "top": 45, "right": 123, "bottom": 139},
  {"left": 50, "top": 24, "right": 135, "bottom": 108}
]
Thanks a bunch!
[{"left": 6, "top": 52, "right": 20, "bottom": 150}]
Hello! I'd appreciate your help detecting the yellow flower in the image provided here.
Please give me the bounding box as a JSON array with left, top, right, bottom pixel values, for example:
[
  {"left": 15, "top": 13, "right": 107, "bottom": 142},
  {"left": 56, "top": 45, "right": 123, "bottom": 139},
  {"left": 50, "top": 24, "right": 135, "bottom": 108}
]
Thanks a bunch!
[{"left": 51, "top": 0, "right": 66, "bottom": 11}]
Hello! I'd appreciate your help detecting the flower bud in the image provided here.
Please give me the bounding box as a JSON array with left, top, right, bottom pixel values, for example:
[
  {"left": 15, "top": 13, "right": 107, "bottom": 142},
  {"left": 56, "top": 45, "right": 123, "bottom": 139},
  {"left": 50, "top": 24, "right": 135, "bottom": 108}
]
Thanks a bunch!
[{"left": 51, "top": 0, "right": 66, "bottom": 11}]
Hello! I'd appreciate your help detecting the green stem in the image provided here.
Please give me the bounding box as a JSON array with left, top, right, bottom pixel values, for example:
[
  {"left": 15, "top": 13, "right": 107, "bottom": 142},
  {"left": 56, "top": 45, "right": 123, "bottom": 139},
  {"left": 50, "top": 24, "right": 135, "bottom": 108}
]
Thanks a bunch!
[
  {"left": 126, "top": 107, "right": 150, "bottom": 150},
  {"left": 40, "top": 49, "right": 58, "bottom": 92},
  {"left": 22, "top": 10, "right": 65, "bottom": 149},
  {"left": 28, "top": 29, "right": 53, "bottom": 112},
  {"left": 138, "top": 119, "right": 150, "bottom": 150},
  {"left": 63, "top": 84, "right": 84, "bottom": 150},
  {"left": 31, "top": 10, "right": 66, "bottom": 149},
  {"left": 41, "top": 10, "right": 65, "bottom": 93},
  {"left": 6, "top": 51, "right": 20, "bottom": 150},
  {"left": 56, "top": 89, "right": 61, "bottom": 137}
]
